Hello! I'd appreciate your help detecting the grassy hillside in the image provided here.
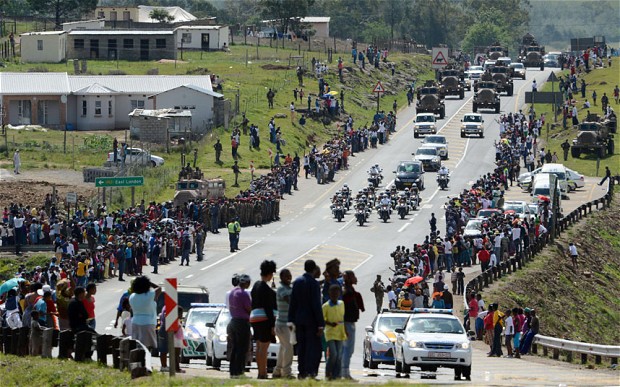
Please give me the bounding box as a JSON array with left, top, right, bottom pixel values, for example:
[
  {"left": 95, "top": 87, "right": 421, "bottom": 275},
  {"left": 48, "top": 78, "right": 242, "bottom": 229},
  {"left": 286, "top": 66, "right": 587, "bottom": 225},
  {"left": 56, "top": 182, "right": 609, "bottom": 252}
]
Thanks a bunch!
[
  {"left": 485, "top": 192, "right": 620, "bottom": 346},
  {"left": 0, "top": 45, "right": 433, "bottom": 204},
  {"left": 533, "top": 57, "right": 619, "bottom": 178}
]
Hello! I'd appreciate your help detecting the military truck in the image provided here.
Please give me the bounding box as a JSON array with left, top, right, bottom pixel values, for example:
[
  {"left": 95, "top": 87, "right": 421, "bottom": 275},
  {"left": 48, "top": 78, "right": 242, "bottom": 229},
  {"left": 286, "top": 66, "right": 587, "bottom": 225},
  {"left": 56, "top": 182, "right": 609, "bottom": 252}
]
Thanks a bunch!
[
  {"left": 488, "top": 65, "right": 514, "bottom": 95},
  {"left": 519, "top": 33, "right": 545, "bottom": 70},
  {"left": 438, "top": 67, "right": 465, "bottom": 99},
  {"left": 173, "top": 178, "right": 226, "bottom": 207},
  {"left": 416, "top": 81, "right": 446, "bottom": 119},
  {"left": 570, "top": 121, "right": 614, "bottom": 158},
  {"left": 487, "top": 42, "right": 508, "bottom": 60},
  {"left": 472, "top": 81, "right": 500, "bottom": 113}
]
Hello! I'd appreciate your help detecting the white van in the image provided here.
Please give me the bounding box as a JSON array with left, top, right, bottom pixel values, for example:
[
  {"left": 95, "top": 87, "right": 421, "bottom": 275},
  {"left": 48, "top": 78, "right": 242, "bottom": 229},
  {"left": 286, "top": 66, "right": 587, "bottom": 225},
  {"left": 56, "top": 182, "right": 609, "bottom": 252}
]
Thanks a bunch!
[
  {"left": 531, "top": 173, "right": 567, "bottom": 201},
  {"left": 540, "top": 163, "right": 571, "bottom": 194}
]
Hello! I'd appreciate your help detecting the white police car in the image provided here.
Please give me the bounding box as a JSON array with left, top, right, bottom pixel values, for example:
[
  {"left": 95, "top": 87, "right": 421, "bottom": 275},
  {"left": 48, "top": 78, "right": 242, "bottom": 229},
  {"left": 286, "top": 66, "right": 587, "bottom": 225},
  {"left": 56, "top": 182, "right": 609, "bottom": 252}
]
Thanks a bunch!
[
  {"left": 181, "top": 303, "right": 226, "bottom": 363},
  {"left": 394, "top": 309, "right": 472, "bottom": 380},
  {"left": 205, "top": 307, "right": 279, "bottom": 370},
  {"left": 363, "top": 310, "right": 412, "bottom": 368}
]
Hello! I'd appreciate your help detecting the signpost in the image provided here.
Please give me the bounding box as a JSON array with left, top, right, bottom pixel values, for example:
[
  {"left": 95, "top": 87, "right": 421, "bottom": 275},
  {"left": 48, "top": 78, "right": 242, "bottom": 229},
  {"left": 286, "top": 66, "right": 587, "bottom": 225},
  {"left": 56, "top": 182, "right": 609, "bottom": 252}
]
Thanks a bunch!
[
  {"left": 547, "top": 72, "right": 559, "bottom": 122},
  {"left": 431, "top": 47, "right": 449, "bottom": 69},
  {"left": 95, "top": 176, "right": 143, "bottom": 208},
  {"left": 373, "top": 81, "right": 385, "bottom": 112},
  {"left": 66, "top": 192, "right": 77, "bottom": 203},
  {"left": 164, "top": 278, "right": 178, "bottom": 376},
  {"left": 95, "top": 176, "right": 144, "bottom": 188}
]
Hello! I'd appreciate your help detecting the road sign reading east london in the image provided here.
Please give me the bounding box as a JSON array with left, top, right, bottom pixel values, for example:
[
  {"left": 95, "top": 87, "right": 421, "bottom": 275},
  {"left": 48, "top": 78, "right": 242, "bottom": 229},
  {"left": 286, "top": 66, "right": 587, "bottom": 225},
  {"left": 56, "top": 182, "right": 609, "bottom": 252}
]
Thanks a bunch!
[{"left": 95, "top": 176, "right": 144, "bottom": 187}]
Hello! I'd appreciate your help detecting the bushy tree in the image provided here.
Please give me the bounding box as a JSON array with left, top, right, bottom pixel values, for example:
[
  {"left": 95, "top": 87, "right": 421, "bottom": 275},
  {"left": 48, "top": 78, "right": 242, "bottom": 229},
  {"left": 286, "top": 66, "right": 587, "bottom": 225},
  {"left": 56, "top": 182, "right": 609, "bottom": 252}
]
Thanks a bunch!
[
  {"left": 27, "top": 0, "right": 98, "bottom": 28},
  {"left": 149, "top": 8, "right": 175, "bottom": 23}
]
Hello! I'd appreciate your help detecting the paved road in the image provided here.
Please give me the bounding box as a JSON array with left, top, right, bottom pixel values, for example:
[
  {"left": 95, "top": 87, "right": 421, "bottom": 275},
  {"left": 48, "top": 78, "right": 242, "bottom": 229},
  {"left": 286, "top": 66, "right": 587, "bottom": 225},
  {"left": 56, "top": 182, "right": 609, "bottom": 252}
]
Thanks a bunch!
[{"left": 88, "top": 68, "right": 616, "bottom": 384}]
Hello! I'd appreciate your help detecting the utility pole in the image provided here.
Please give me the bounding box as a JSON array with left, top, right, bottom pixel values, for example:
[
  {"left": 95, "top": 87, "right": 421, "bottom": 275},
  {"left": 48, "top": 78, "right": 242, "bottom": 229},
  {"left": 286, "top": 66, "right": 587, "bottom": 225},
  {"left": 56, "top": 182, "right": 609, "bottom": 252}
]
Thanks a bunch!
[{"left": 1, "top": 104, "right": 7, "bottom": 157}]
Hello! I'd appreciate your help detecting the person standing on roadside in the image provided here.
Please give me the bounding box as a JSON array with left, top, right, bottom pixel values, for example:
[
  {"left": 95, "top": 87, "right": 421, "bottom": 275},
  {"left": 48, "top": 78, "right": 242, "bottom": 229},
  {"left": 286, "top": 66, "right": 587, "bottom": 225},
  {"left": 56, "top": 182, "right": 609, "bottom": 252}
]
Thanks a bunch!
[
  {"left": 568, "top": 242, "right": 579, "bottom": 270},
  {"left": 598, "top": 166, "right": 611, "bottom": 186},
  {"left": 273, "top": 269, "right": 293, "bottom": 379},
  {"left": 341, "top": 270, "right": 364, "bottom": 380},
  {"left": 289, "top": 260, "right": 325, "bottom": 380},
  {"left": 250, "top": 260, "right": 277, "bottom": 380},
  {"left": 370, "top": 274, "right": 386, "bottom": 314},
  {"left": 13, "top": 149, "right": 21, "bottom": 174},
  {"left": 227, "top": 274, "right": 252, "bottom": 378}
]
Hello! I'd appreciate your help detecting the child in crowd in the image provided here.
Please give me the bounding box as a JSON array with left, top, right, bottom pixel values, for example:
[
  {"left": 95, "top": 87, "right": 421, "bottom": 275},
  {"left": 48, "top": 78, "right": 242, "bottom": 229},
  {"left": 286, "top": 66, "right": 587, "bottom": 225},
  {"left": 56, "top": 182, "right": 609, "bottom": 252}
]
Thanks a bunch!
[{"left": 322, "top": 284, "right": 346, "bottom": 380}]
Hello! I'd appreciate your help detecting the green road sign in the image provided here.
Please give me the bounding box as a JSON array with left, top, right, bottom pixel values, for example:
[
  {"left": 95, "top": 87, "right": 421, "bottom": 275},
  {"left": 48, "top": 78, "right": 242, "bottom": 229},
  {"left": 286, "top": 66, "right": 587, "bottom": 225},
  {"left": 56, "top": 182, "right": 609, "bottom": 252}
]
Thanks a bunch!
[{"left": 95, "top": 176, "right": 144, "bottom": 188}]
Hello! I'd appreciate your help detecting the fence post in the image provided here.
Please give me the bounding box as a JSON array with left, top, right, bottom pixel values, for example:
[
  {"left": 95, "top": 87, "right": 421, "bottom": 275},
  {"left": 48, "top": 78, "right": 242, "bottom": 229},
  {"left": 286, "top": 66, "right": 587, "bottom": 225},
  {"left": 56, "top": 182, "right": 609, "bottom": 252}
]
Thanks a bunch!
[
  {"left": 129, "top": 347, "right": 147, "bottom": 378},
  {"left": 18, "top": 326, "right": 30, "bottom": 356},
  {"left": 10, "top": 328, "right": 18, "bottom": 355},
  {"left": 58, "top": 330, "right": 74, "bottom": 359},
  {"left": 112, "top": 336, "right": 123, "bottom": 369},
  {"left": 581, "top": 353, "right": 588, "bottom": 364},
  {"left": 552, "top": 348, "right": 560, "bottom": 360},
  {"left": 41, "top": 328, "right": 54, "bottom": 358},
  {"left": 566, "top": 351, "right": 573, "bottom": 363},
  {"left": 595, "top": 355, "right": 602, "bottom": 364},
  {"left": 74, "top": 331, "right": 94, "bottom": 362}
]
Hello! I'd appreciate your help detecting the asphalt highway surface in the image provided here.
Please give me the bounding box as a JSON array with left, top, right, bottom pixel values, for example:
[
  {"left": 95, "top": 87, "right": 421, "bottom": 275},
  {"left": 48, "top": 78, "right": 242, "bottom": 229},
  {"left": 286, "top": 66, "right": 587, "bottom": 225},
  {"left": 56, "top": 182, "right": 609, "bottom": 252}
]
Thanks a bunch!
[{"left": 93, "top": 68, "right": 618, "bottom": 385}]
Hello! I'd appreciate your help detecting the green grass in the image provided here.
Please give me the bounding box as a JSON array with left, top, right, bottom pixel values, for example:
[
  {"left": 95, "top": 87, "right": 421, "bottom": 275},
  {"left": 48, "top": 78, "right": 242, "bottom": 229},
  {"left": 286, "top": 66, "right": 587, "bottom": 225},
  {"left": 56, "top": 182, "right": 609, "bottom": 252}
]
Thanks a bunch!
[
  {"left": 0, "top": 253, "right": 51, "bottom": 281},
  {"left": 530, "top": 57, "right": 620, "bottom": 177},
  {"left": 0, "top": 353, "right": 424, "bottom": 386},
  {"left": 0, "top": 45, "right": 433, "bottom": 207}
]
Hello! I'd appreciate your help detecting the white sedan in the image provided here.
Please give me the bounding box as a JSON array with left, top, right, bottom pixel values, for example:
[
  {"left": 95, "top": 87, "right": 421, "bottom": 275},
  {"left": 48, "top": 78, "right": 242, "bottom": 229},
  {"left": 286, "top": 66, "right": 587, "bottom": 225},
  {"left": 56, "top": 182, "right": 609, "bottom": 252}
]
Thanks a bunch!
[
  {"left": 107, "top": 147, "right": 165, "bottom": 167},
  {"left": 422, "top": 135, "right": 449, "bottom": 159}
]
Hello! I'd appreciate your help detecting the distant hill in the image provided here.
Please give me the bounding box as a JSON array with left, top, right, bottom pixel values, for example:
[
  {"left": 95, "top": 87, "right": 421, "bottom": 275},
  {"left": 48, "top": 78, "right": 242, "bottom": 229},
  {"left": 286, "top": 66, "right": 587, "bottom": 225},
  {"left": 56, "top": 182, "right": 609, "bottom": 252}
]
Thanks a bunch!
[
  {"left": 528, "top": 0, "right": 620, "bottom": 51},
  {"left": 486, "top": 192, "right": 620, "bottom": 345}
]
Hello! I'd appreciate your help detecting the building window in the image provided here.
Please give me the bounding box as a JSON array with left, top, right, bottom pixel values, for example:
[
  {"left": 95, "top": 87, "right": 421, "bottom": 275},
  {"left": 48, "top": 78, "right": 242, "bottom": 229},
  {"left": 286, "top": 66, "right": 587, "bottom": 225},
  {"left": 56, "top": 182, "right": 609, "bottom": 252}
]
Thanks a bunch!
[
  {"left": 156, "top": 39, "right": 166, "bottom": 49},
  {"left": 181, "top": 33, "right": 192, "bottom": 44},
  {"left": 37, "top": 40, "right": 43, "bottom": 50},
  {"left": 123, "top": 11, "right": 131, "bottom": 20},
  {"left": 123, "top": 39, "right": 133, "bottom": 49},
  {"left": 74, "top": 39, "right": 84, "bottom": 49},
  {"left": 18, "top": 100, "right": 32, "bottom": 123},
  {"left": 110, "top": 11, "right": 117, "bottom": 21},
  {"left": 98, "top": 11, "right": 104, "bottom": 18},
  {"left": 130, "top": 100, "right": 145, "bottom": 110},
  {"left": 95, "top": 101, "right": 102, "bottom": 116},
  {"left": 82, "top": 100, "right": 87, "bottom": 116},
  {"left": 37, "top": 101, "right": 49, "bottom": 125},
  {"left": 108, "top": 100, "right": 113, "bottom": 116}
]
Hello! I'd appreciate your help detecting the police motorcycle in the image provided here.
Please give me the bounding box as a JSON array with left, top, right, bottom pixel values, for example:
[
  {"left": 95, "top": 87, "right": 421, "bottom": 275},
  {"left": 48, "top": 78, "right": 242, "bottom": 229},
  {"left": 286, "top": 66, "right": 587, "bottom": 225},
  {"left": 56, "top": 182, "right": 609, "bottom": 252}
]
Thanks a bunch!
[
  {"left": 376, "top": 193, "right": 392, "bottom": 223},
  {"left": 367, "top": 164, "right": 383, "bottom": 188},
  {"left": 396, "top": 193, "right": 410, "bottom": 219},
  {"left": 437, "top": 166, "right": 450, "bottom": 190},
  {"left": 354, "top": 200, "right": 369, "bottom": 226},
  {"left": 330, "top": 194, "right": 345, "bottom": 222},
  {"left": 341, "top": 184, "right": 352, "bottom": 211},
  {"left": 404, "top": 187, "right": 419, "bottom": 211}
]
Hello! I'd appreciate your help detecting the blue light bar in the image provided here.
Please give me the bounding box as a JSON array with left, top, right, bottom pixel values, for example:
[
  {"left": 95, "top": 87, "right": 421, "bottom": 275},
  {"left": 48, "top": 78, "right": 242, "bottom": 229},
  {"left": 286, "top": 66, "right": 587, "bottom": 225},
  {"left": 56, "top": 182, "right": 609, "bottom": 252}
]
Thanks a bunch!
[
  {"left": 190, "top": 303, "right": 226, "bottom": 308},
  {"left": 412, "top": 308, "right": 453, "bottom": 314}
]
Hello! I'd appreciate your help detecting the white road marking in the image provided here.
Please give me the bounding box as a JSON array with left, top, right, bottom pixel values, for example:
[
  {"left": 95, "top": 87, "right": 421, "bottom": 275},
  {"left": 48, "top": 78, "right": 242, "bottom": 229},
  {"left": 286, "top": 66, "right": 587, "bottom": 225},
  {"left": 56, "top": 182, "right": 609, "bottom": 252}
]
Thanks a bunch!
[
  {"left": 422, "top": 204, "right": 433, "bottom": 209},
  {"left": 308, "top": 226, "right": 316, "bottom": 232},
  {"left": 397, "top": 223, "right": 411, "bottom": 233},
  {"left": 200, "top": 240, "right": 262, "bottom": 271},
  {"left": 280, "top": 244, "right": 320, "bottom": 270},
  {"left": 353, "top": 254, "right": 375, "bottom": 271},
  {"left": 338, "top": 217, "right": 355, "bottom": 231},
  {"left": 454, "top": 138, "right": 471, "bottom": 169},
  {"left": 185, "top": 274, "right": 193, "bottom": 279}
]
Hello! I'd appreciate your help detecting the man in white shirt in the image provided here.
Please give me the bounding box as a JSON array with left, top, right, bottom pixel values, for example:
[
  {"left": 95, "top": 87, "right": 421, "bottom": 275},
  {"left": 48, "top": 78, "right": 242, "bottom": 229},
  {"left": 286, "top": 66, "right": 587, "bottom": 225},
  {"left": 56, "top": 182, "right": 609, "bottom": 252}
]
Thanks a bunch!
[
  {"left": 568, "top": 242, "right": 578, "bottom": 269},
  {"left": 504, "top": 310, "right": 514, "bottom": 357}
]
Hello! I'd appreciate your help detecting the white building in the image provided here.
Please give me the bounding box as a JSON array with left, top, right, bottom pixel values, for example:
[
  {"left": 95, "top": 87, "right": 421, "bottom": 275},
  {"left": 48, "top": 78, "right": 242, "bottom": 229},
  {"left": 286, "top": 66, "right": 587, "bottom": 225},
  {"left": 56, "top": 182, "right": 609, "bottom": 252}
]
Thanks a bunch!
[
  {"left": 62, "top": 19, "right": 105, "bottom": 32},
  {"left": 175, "top": 26, "right": 230, "bottom": 51},
  {"left": 299, "top": 17, "right": 330, "bottom": 38},
  {"left": 149, "top": 84, "right": 223, "bottom": 133},
  {"left": 19, "top": 31, "right": 67, "bottom": 63},
  {"left": 0, "top": 72, "right": 222, "bottom": 131}
]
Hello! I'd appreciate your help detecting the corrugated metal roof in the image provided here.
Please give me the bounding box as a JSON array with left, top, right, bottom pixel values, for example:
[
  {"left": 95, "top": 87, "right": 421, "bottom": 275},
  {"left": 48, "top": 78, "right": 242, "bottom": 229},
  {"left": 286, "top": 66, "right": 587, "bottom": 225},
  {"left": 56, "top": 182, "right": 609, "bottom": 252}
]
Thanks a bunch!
[
  {"left": 148, "top": 84, "right": 223, "bottom": 98},
  {"left": 300, "top": 17, "right": 331, "bottom": 23},
  {"left": 0, "top": 72, "right": 71, "bottom": 95},
  {"left": 129, "top": 108, "right": 192, "bottom": 117},
  {"left": 20, "top": 31, "right": 67, "bottom": 36},
  {"left": 138, "top": 5, "right": 196, "bottom": 23},
  {"left": 174, "top": 25, "right": 224, "bottom": 31},
  {"left": 68, "top": 75, "right": 213, "bottom": 94},
  {"left": 68, "top": 30, "right": 173, "bottom": 36},
  {"left": 73, "top": 83, "right": 119, "bottom": 95}
]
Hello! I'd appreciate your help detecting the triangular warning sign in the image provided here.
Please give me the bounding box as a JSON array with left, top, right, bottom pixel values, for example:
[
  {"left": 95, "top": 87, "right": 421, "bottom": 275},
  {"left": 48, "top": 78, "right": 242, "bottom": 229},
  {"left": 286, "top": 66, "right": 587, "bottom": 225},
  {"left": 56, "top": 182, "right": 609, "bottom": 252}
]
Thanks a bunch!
[
  {"left": 433, "top": 51, "right": 447, "bottom": 65},
  {"left": 373, "top": 81, "right": 385, "bottom": 93}
]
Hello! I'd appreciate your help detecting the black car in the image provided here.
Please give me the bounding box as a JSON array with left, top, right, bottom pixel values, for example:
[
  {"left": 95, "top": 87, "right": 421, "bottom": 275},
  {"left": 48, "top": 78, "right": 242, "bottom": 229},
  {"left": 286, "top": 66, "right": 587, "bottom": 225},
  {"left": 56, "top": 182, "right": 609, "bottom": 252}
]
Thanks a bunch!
[{"left": 393, "top": 160, "right": 425, "bottom": 190}]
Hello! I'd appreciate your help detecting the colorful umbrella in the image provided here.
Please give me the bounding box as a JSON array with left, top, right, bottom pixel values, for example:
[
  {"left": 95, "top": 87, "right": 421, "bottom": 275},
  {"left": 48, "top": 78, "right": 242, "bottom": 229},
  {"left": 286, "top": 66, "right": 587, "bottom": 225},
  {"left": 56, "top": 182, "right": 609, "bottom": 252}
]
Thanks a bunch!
[
  {"left": 404, "top": 276, "right": 424, "bottom": 287},
  {"left": 0, "top": 277, "right": 25, "bottom": 296}
]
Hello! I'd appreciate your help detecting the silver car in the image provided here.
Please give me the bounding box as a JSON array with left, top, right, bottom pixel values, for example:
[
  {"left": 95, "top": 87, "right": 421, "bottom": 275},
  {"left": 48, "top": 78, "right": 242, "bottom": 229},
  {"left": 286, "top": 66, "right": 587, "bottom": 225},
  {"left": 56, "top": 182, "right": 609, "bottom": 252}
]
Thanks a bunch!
[{"left": 422, "top": 135, "right": 449, "bottom": 159}]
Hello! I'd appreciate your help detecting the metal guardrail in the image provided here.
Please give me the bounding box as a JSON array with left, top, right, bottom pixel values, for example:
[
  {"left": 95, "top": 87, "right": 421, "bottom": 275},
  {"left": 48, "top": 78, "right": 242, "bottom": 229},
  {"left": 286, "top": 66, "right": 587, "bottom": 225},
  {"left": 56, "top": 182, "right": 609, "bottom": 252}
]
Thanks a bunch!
[
  {"left": 532, "top": 334, "right": 620, "bottom": 360},
  {"left": 462, "top": 178, "right": 617, "bottom": 364}
]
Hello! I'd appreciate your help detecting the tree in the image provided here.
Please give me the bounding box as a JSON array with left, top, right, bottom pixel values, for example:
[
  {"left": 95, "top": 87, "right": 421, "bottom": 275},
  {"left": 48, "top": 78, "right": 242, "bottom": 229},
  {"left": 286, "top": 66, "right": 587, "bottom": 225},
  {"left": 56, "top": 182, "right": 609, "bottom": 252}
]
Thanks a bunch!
[
  {"left": 27, "top": 0, "right": 98, "bottom": 28},
  {"left": 149, "top": 8, "right": 175, "bottom": 23},
  {"left": 461, "top": 22, "right": 509, "bottom": 54},
  {"left": 259, "top": 0, "right": 314, "bottom": 36}
]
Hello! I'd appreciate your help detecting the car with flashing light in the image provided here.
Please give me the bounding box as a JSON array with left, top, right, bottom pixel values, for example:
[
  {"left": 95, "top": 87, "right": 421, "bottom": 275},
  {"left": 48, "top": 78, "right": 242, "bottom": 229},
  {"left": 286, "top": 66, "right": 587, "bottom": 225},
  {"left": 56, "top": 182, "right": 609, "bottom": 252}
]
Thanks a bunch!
[
  {"left": 204, "top": 307, "right": 279, "bottom": 370},
  {"left": 413, "top": 146, "right": 442, "bottom": 172},
  {"left": 566, "top": 167, "right": 585, "bottom": 190},
  {"left": 503, "top": 200, "right": 533, "bottom": 222},
  {"left": 181, "top": 303, "right": 225, "bottom": 363},
  {"left": 363, "top": 310, "right": 413, "bottom": 369},
  {"left": 394, "top": 308, "right": 472, "bottom": 380},
  {"left": 422, "top": 135, "right": 449, "bottom": 159},
  {"left": 106, "top": 147, "right": 165, "bottom": 167},
  {"left": 460, "top": 113, "right": 485, "bottom": 138},
  {"left": 413, "top": 113, "right": 438, "bottom": 138},
  {"left": 476, "top": 208, "right": 503, "bottom": 219},
  {"left": 463, "top": 218, "right": 485, "bottom": 239}
]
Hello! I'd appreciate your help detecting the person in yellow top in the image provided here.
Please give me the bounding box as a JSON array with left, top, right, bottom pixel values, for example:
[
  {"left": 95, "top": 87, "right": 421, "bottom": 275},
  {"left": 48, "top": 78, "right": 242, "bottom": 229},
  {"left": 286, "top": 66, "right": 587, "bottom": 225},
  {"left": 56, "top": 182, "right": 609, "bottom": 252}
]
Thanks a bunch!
[
  {"left": 399, "top": 292, "right": 413, "bottom": 310},
  {"left": 490, "top": 303, "right": 505, "bottom": 357},
  {"left": 76, "top": 257, "right": 89, "bottom": 287},
  {"left": 322, "top": 284, "right": 346, "bottom": 380}
]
